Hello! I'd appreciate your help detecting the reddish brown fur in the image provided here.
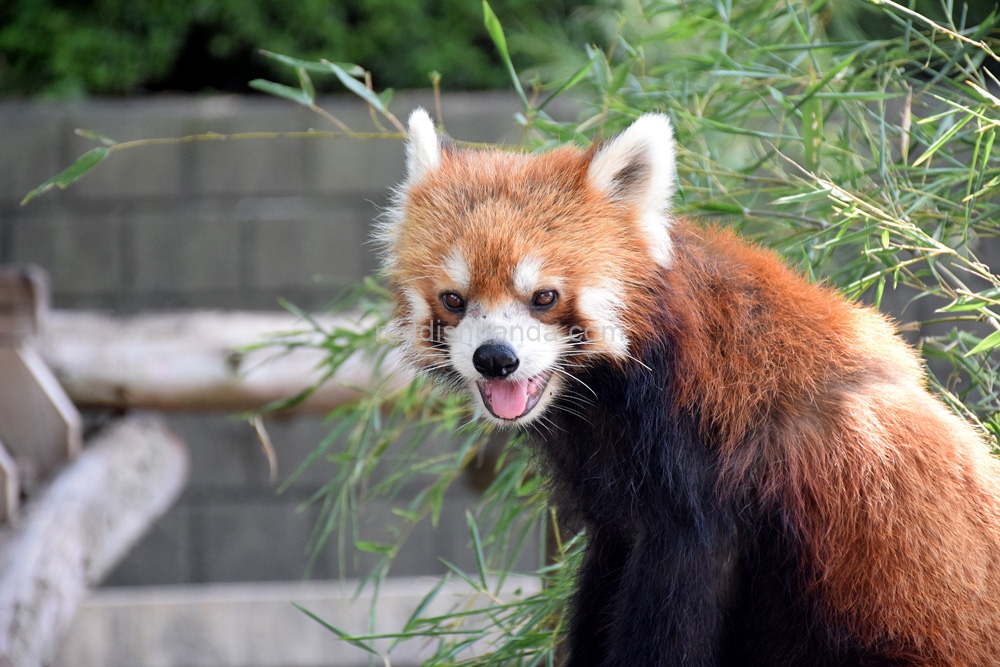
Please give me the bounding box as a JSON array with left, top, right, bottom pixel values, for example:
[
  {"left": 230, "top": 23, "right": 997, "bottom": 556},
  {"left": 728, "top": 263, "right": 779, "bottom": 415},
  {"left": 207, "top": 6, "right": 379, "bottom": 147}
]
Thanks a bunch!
[
  {"left": 391, "top": 146, "right": 661, "bottom": 353},
  {"left": 391, "top": 140, "right": 1000, "bottom": 664},
  {"left": 656, "top": 225, "right": 1000, "bottom": 665}
]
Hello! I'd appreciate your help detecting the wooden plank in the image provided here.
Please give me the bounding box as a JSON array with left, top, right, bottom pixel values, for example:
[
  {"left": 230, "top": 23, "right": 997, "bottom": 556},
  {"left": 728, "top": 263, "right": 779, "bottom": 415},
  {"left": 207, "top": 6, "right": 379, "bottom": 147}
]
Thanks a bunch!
[
  {"left": 0, "top": 416, "right": 188, "bottom": 667},
  {"left": 0, "top": 266, "right": 48, "bottom": 346},
  {"left": 0, "top": 442, "right": 18, "bottom": 525},
  {"left": 39, "top": 311, "right": 410, "bottom": 414},
  {"left": 0, "top": 347, "right": 82, "bottom": 492}
]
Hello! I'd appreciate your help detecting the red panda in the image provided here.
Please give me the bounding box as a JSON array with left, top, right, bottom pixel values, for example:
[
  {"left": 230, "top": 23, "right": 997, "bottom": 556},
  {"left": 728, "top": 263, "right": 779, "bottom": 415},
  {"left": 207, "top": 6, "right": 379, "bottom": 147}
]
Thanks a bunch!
[{"left": 378, "top": 108, "right": 1000, "bottom": 666}]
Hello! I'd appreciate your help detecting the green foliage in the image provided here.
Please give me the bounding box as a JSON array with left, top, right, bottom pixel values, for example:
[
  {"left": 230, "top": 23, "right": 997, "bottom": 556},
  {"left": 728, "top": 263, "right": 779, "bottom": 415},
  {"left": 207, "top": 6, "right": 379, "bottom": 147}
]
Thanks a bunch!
[
  {"left": 250, "top": 1, "right": 1000, "bottom": 663},
  {"left": 833, "top": 0, "right": 1000, "bottom": 42},
  {"left": 0, "top": 0, "right": 601, "bottom": 97}
]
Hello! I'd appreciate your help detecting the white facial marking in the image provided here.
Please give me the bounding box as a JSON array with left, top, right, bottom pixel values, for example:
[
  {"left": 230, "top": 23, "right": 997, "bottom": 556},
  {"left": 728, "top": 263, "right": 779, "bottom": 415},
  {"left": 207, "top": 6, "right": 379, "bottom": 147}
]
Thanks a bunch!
[
  {"left": 577, "top": 284, "right": 630, "bottom": 358},
  {"left": 445, "top": 301, "right": 565, "bottom": 426},
  {"left": 513, "top": 255, "right": 544, "bottom": 294},
  {"left": 385, "top": 287, "right": 433, "bottom": 353},
  {"left": 403, "top": 287, "right": 431, "bottom": 324},
  {"left": 588, "top": 113, "right": 677, "bottom": 268},
  {"left": 443, "top": 249, "right": 470, "bottom": 292}
]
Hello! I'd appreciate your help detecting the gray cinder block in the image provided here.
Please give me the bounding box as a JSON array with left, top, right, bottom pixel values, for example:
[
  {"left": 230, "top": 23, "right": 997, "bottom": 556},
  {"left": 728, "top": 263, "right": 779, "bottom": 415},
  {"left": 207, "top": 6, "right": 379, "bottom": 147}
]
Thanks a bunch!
[
  {"left": 9, "top": 213, "right": 123, "bottom": 298},
  {"left": 128, "top": 209, "right": 241, "bottom": 294}
]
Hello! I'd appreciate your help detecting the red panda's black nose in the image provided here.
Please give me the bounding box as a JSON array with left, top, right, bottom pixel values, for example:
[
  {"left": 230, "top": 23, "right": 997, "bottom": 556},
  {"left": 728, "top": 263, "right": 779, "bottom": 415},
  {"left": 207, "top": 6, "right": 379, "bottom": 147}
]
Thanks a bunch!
[{"left": 473, "top": 342, "right": 520, "bottom": 379}]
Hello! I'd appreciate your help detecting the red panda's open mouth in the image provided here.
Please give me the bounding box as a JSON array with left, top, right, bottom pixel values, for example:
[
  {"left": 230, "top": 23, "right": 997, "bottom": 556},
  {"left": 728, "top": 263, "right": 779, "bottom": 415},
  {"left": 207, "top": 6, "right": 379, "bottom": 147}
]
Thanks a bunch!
[{"left": 476, "top": 371, "right": 553, "bottom": 421}]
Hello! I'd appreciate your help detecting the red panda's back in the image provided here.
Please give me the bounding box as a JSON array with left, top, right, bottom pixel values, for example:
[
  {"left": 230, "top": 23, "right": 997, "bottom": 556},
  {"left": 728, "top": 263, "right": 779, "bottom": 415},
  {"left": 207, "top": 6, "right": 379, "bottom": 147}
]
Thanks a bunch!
[{"left": 660, "top": 221, "right": 1000, "bottom": 664}]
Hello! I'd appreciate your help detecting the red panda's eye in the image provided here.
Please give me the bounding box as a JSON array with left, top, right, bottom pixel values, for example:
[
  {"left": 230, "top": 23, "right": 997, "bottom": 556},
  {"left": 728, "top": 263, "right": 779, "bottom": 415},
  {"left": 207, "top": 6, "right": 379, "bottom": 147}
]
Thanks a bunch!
[
  {"left": 441, "top": 292, "right": 466, "bottom": 312},
  {"left": 532, "top": 290, "right": 558, "bottom": 309}
]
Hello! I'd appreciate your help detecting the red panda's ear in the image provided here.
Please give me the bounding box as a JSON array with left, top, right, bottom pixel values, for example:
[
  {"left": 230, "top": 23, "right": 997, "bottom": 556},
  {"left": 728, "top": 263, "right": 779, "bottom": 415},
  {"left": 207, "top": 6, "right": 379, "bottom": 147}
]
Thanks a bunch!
[
  {"left": 378, "top": 109, "right": 441, "bottom": 276},
  {"left": 588, "top": 114, "right": 677, "bottom": 267},
  {"left": 405, "top": 108, "right": 441, "bottom": 184}
]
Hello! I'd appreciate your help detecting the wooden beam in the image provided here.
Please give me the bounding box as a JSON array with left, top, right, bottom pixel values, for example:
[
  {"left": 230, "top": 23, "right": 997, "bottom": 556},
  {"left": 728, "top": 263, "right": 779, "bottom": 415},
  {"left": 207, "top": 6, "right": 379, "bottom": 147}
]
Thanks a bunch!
[
  {"left": 39, "top": 311, "right": 410, "bottom": 414},
  {"left": 0, "top": 266, "right": 48, "bottom": 346},
  {"left": 0, "top": 347, "right": 82, "bottom": 492},
  {"left": 0, "top": 265, "right": 81, "bottom": 509},
  {"left": 0, "top": 416, "right": 188, "bottom": 667},
  {"left": 0, "top": 442, "right": 18, "bottom": 525}
]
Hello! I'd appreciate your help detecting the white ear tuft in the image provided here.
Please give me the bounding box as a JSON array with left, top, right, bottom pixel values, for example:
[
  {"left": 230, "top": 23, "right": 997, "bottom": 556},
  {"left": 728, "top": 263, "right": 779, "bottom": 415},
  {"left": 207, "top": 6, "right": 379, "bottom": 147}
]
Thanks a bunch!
[
  {"left": 377, "top": 109, "right": 440, "bottom": 275},
  {"left": 588, "top": 113, "right": 677, "bottom": 267},
  {"left": 405, "top": 108, "right": 441, "bottom": 183}
]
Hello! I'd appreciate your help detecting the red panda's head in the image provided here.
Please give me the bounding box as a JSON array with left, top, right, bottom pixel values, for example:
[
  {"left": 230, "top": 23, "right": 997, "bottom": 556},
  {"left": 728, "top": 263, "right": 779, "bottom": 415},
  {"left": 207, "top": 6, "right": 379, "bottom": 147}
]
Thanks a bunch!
[{"left": 377, "top": 110, "right": 677, "bottom": 426}]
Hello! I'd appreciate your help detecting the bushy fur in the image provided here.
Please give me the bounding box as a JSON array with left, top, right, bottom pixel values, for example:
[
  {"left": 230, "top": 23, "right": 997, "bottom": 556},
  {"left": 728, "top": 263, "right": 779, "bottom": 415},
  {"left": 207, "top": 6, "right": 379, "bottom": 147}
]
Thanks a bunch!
[{"left": 380, "top": 109, "right": 1000, "bottom": 666}]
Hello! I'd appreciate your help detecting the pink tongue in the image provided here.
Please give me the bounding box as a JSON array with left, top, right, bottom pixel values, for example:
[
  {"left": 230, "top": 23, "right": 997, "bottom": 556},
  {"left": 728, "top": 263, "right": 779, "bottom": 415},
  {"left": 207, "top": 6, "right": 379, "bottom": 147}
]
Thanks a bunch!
[{"left": 488, "top": 379, "right": 530, "bottom": 419}]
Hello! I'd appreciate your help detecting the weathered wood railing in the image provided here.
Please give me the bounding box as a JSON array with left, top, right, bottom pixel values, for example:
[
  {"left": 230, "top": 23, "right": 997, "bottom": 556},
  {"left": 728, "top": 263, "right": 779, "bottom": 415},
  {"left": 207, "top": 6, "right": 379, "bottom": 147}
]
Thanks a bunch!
[{"left": 0, "top": 265, "right": 402, "bottom": 666}]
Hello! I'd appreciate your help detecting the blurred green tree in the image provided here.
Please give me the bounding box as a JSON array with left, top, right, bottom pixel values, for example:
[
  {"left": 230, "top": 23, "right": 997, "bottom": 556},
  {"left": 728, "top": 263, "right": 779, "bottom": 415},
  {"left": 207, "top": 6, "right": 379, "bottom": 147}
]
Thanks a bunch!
[{"left": 0, "top": 0, "right": 604, "bottom": 97}]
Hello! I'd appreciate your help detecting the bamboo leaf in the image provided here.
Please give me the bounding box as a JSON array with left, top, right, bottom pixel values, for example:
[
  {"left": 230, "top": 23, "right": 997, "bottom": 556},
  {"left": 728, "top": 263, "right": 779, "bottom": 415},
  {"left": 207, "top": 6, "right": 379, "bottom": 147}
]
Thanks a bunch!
[
  {"left": 297, "top": 67, "right": 316, "bottom": 104},
  {"left": 940, "top": 289, "right": 1000, "bottom": 312},
  {"left": 466, "top": 511, "right": 489, "bottom": 589},
  {"left": 697, "top": 202, "right": 747, "bottom": 215},
  {"left": 912, "top": 114, "right": 973, "bottom": 167},
  {"left": 802, "top": 95, "right": 823, "bottom": 172},
  {"left": 966, "top": 330, "right": 1000, "bottom": 357},
  {"left": 355, "top": 540, "right": 393, "bottom": 554},
  {"left": 21, "top": 146, "right": 110, "bottom": 205},
  {"left": 259, "top": 50, "right": 364, "bottom": 77},
  {"left": 483, "top": 0, "right": 529, "bottom": 110},
  {"left": 874, "top": 275, "right": 886, "bottom": 309},
  {"left": 294, "top": 604, "right": 384, "bottom": 657},
  {"left": 248, "top": 79, "right": 313, "bottom": 106},
  {"left": 395, "top": 575, "right": 450, "bottom": 650},
  {"left": 320, "top": 60, "right": 386, "bottom": 112},
  {"left": 538, "top": 52, "right": 600, "bottom": 111}
]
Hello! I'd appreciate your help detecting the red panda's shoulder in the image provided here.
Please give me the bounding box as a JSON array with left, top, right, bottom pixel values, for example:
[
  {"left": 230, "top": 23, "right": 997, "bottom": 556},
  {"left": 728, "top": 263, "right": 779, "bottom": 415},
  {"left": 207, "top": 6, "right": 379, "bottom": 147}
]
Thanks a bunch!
[{"left": 653, "top": 220, "right": 919, "bottom": 443}]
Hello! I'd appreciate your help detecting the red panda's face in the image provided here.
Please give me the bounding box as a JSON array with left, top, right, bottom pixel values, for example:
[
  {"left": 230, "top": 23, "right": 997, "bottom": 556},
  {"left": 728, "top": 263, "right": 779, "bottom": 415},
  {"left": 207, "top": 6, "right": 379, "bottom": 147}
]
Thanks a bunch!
[{"left": 377, "top": 110, "right": 677, "bottom": 427}]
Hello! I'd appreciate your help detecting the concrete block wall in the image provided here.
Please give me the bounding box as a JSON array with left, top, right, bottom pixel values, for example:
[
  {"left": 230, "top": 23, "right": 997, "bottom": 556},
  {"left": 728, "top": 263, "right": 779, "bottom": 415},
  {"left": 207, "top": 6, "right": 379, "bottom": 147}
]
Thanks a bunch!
[
  {"left": 1, "top": 92, "right": 530, "bottom": 311},
  {"left": 0, "top": 91, "right": 543, "bottom": 589}
]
